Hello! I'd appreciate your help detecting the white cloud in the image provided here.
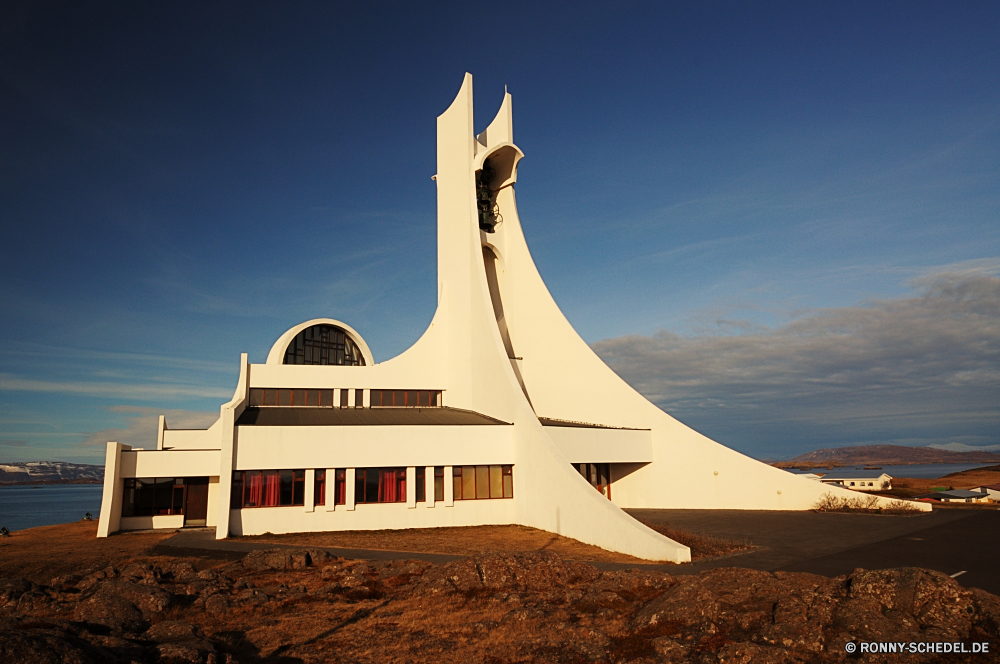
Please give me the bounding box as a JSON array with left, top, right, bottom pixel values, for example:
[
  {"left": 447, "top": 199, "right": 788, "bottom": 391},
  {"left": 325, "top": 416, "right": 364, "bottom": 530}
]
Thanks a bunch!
[
  {"left": 592, "top": 272, "right": 1000, "bottom": 457},
  {"left": 0, "top": 374, "right": 232, "bottom": 400},
  {"left": 79, "top": 406, "right": 218, "bottom": 449}
]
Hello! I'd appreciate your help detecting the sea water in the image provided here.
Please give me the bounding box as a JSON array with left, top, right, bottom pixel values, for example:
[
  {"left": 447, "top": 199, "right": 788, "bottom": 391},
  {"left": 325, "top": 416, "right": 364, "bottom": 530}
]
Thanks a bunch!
[
  {"left": 0, "top": 484, "right": 104, "bottom": 533},
  {"left": 785, "top": 463, "right": 996, "bottom": 479}
]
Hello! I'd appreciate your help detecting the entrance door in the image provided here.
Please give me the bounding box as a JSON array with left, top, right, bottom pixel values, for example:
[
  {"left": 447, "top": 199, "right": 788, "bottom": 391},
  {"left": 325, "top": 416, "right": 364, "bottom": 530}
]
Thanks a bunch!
[{"left": 184, "top": 477, "right": 209, "bottom": 526}]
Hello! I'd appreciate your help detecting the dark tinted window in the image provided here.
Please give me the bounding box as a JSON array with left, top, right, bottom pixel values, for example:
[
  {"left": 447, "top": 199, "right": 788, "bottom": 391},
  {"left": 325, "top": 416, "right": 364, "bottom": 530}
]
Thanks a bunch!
[{"left": 283, "top": 324, "right": 366, "bottom": 366}]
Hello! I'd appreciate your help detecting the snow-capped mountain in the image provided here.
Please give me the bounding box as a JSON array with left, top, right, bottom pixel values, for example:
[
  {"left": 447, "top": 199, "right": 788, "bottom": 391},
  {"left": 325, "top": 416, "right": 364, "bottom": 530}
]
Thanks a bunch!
[{"left": 0, "top": 461, "right": 104, "bottom": 483}]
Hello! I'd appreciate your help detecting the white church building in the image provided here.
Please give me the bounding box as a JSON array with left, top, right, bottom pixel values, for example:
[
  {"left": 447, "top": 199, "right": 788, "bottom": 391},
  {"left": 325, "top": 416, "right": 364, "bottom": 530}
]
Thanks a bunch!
[{"left": 97, "top": 75, "right": 927, "bottom": 562}]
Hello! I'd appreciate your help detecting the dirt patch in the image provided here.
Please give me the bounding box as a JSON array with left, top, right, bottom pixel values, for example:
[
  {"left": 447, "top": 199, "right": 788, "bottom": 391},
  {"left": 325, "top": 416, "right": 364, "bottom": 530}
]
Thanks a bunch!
[
  {"left": 237, "top": 524, "right": 656, "bottom": 564},
  {"left": 0, "top": 521, "right": 214, "bottom": 584}
]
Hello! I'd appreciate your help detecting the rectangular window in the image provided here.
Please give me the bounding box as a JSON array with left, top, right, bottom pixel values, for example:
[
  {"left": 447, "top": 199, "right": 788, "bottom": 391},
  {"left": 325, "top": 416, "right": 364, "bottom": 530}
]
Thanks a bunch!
[
  {"left": 315, "top": 470, "right": 326, "bottom": 506},
  {"left": 475, "top": 466, "right": 490, "bottom": 499},
  {"left": 313, "top": 469, "right": 326, "bottom": 505},
  {"left": 293, "top": 470, "right": 305, "bottom": 505},
  {"left": 334, "top": 468, "right": 346, "bottom": 505},
  {"left": 172, "top": 479, "right": 185, "bottom": 514},
  {"left": 354, "top": 467, "right": 406, "bottom": 504},
  {"left": 279, "top": 469, "right": 293, "bottom": 504},
  {"left": 452, "top": 465, "right": 513, "bottom": 501},
  {"left": 461, "top": 466, "right": 476, "bottom": 500},
  {"left": 575, "top": 463, "right": 611, "bottom": 499},
  {"left": 340, "top": 389, "right": 349, "bottom": 408},
  {"left": 434, "top": 466, "right": 444, "bottom": 501},
  {"left": 233, "top": 470, "right": 306, "bottom": 508},
  {"left": 356, "top": 389, "right": 364, "bottom": 408},
  {"left": 489, "top": 465, "right": 503, "bottom": 499},
  {"left": 416, "top": 467, "right": 425, "bottom": 502},
  {"left": 370, "top": 390, "right": 443, "bottom": 407},
  {"left": 250, "top": 388, "right": 335, "bottom": 407},
  {"left": 262, "top": 471, "right": 280, "bottom": 506},
  {"left": 231, "top": 472, "right": 243, "bottom": 509},
  {"left": 121, "top": 477, "right": 187, "bottom": 517}
]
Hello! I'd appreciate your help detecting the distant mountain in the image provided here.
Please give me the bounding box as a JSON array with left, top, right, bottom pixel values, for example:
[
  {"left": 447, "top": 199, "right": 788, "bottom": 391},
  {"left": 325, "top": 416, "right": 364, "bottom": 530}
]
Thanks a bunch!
[
  {"left": 929, "top": 442, "right": 1000, "bottom": 453},
  {"left": 0, "top": 461, "right": 104, "bottom": 484},
  {"left": 773, "top": 444, "right": 1000, "bottom": 468}
]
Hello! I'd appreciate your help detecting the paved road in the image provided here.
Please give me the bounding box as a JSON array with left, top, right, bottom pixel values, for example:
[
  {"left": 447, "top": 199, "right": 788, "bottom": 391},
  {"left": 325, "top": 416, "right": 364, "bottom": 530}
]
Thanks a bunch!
[
  {"left": 623, "top": 508, "right": 999, "bottom": 595},
  {"left": 157, "top": 508, "right": 999, "bottom": 595}
]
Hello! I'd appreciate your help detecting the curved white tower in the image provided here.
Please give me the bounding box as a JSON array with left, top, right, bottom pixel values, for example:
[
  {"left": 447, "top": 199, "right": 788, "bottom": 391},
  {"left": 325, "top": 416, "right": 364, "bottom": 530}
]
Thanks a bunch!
[{"left": 96, "top": 74, "right": 927, "bottom": 561}]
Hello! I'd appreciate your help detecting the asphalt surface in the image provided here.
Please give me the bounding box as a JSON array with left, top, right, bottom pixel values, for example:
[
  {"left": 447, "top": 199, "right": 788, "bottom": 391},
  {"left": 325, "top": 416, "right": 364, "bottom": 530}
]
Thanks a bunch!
[
  {"left": 624, "top": 508, "right": 999, "bottom": 595},
  {"left": 157, "top": 507, "right": 999, "bottom": 595}
]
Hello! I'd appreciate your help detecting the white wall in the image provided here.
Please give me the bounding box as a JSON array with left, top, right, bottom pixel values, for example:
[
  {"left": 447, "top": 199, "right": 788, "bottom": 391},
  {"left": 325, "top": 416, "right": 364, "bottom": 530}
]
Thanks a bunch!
[
  {"left": 120, "top": 515, "right": 184, "bottom": 531},
  {"left": 229, "top": 494, "right": 515, "bottom": 536},
  {"left": 545, "top": 427, "right": 652, "bottom": 463},
  {"left": 160, "top": 419, "right": 223, "bottom": 451},
  {"left": 206, "top": 476, "right": 220, "bottom": 527},
  {"left": 97, "top": 442, "right": 128, "bottom": 537},
  {"left": 120, "top": 450, "right": 221, "bottom": 478},
  {"left": 234, "top": 425, "right": 513, "bottom": 469}
]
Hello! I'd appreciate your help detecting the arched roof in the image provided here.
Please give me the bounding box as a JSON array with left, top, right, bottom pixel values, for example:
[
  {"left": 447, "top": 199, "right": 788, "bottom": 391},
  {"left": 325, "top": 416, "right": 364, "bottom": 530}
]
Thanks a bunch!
[{"left": 265, "top": 319, "right": 374, "bottom": 366}]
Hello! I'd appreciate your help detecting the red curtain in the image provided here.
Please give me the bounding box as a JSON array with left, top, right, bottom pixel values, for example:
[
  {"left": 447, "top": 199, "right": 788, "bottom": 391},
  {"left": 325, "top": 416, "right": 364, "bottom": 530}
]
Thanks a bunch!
[
  {"left": 315, "top": 471, "right": 326, "bottom": 506},
  {"left": 247, "top": 472, "right": 262, "bottom": 507},
  {"left": 378, "top": 469, "right": 405, "bottom": 502},
  {"left": 263, "top": 471, "right": 280, "bottom": 506},
  {"left": 335, "top": 470, "right": 346, "bottom": 505}
]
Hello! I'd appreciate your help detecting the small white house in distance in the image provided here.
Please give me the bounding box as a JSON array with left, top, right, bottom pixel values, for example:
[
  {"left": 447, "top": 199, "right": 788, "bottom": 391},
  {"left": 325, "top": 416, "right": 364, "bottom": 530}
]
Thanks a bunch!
[
  {"left": 969, "top": 483, "right": 1000, "bottom": 501},
  {"left": 819, "top": 470, "right": 892, "bottom": 491},
  {"left": 96, "top": 74, "right": 930, "bottom": 562},
  {"left": 917, "top": 489, "right": 990, "bottom": 503}
]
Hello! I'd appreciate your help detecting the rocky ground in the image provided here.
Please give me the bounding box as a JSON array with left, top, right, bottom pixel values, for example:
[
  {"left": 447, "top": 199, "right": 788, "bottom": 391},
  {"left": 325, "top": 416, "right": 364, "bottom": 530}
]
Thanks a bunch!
[{"left": 2, "top": 547, "right": 998, "bottom": 663}]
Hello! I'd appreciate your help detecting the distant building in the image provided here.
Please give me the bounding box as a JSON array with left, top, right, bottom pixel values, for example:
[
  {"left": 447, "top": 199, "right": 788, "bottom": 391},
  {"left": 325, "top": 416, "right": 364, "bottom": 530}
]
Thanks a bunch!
[
  {"left": 969, "top": 483, "right": 1000, "bottom": 501},
  {"left": 819, "top": 470, "right": 892, "bottom": 491},
  {"left": 917, "top": 489, "right": 989, "bottom": 503},
  {"left": 788, "top": 472, "right": 823, "bottom": 481}
]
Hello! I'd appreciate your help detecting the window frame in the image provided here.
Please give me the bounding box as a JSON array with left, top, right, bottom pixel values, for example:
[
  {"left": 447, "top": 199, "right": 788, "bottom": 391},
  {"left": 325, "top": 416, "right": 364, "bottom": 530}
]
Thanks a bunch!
[
  {"left": 452, "top": 465, "right": 513, "bottom": 500},
  {"left": 232, "top": 470, "right": 307, "bottom": 508}
]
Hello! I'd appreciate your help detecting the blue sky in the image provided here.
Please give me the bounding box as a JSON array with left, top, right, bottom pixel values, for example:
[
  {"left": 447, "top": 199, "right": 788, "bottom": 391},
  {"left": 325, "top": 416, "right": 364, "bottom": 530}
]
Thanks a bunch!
[{"left": 1, "top": 2, "right": 997, "bottom": 463}]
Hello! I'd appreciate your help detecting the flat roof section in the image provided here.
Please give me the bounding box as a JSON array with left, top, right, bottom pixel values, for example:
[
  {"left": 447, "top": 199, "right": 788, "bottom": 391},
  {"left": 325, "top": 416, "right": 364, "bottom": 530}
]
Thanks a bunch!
[
  {"left": 236, "top": 406, "right": 510, "bottom": 427},
  {"left": 538, "top": 417, "right": 649, "bottom": 431}
]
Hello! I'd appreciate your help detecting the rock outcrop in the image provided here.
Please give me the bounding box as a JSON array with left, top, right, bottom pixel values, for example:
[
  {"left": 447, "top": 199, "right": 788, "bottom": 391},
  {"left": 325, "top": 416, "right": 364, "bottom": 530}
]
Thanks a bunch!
[{"left": 0, "top": 549, "right": 997, "bottom": 663}]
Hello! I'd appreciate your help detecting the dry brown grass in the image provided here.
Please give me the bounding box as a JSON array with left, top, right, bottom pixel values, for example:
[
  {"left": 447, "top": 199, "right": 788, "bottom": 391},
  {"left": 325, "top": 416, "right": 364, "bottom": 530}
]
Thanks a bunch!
[
  {"left": 239, "top": 523, "right": 657, "bottom": 564},
  {"left": 814, "top": 493, "right": 924, "bottom": 514},
  {"left": 636, "top": 520, "right": 753, "bottom": 560},
  {"left": 0, "top": 520, "right": 208, "bottom": 584}
]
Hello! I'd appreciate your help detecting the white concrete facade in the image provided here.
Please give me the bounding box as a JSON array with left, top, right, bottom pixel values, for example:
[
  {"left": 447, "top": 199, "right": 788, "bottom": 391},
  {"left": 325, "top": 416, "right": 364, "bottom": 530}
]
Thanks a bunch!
[{"left": 96, "top": 74, "right": 928, "bottom": 561}]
